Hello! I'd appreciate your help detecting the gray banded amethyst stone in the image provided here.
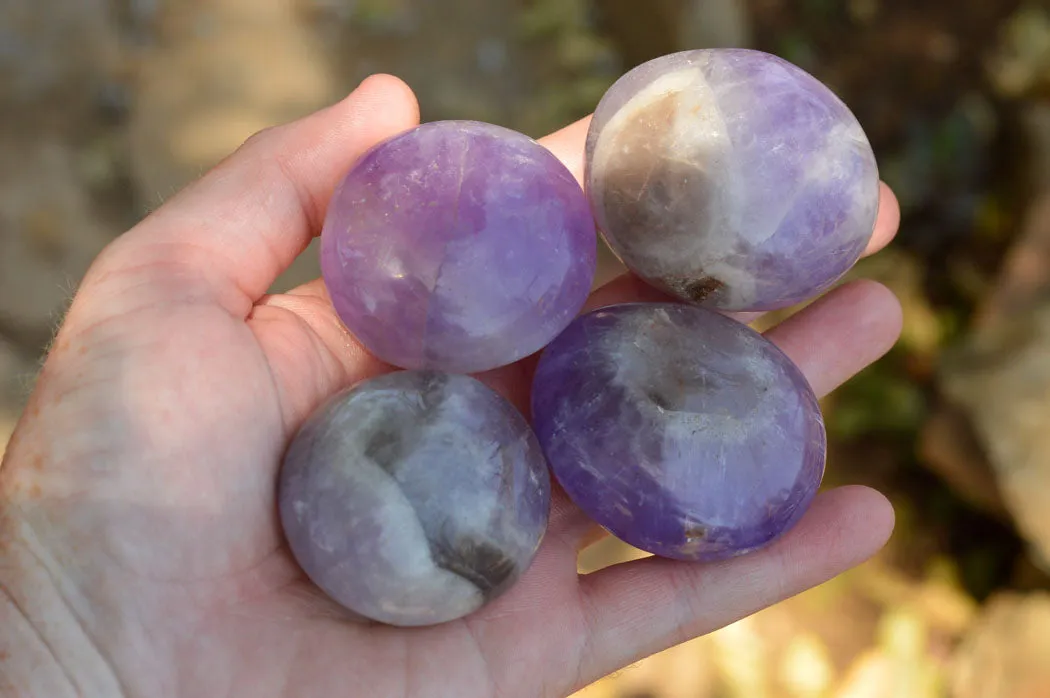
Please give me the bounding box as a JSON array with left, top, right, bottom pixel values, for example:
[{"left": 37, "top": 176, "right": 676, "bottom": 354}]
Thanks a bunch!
[
  {"left": 321, "top": 120, "right": 597, "bottom": 374},
  {"left": 585, "top": 48, "right": 880, "bottom": 311},
  {"left": 531, "top": 303, "right": 825, "bottom": 561},
  {"left": 278, "top": 371, "right": 551, "bottom": 626}
]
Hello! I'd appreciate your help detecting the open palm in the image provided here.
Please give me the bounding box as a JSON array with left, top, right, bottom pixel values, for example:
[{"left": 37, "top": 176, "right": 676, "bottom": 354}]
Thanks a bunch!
[{"left": 0, "top": 76, "right": 902, "bottom": 698}]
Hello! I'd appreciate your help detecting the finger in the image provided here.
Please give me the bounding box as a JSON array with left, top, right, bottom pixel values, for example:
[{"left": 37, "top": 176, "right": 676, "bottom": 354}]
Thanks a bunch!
[
  {"left": 582, "top": 273, "right": 679, "bottom": 312},
  {"left": 868, "top": 181, "right": 900, "bottom": 256},
  {"left": 250, "top": 278, "right": 391, "bottom": 426},
  {"left": 547, "top": 485, "right": 600, "bottom": 552},
  {"left": 569, "top": 485, "right": 894, "bottom": 687},
  {"left": 84, "top": 75, "right": 420, "bottom": 315},
  {"left": 764, "top": 279, "right": 902, "bottom": 396},
  {"left": 537, "top": 116, "right": 592, "bottom": 184}
]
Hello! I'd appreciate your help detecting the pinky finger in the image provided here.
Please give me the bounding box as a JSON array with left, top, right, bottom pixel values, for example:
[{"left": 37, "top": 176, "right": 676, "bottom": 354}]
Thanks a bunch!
[{"left": 571, "top": 485, "right": 894, "bottom": 688}]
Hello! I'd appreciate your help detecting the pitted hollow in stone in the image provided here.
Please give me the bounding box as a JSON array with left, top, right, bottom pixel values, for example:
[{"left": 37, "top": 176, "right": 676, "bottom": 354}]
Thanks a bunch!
[
  {"left": 531, "top": 303, "right": 826, "bottom": 562},
  {"left": 278, "top": 370, "right": 551, "bottom": 626}
]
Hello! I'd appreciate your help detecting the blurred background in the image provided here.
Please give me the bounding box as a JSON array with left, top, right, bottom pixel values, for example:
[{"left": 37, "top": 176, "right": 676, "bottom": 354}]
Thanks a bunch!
[{"left": 2, "top": 0, "right": 1050, "bottom": 695}]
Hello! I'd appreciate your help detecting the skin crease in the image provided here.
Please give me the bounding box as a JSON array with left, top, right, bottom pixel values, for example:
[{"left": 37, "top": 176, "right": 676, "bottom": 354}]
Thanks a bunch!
[{"left": 0, "top": 75, "right": 902, "bottom": 698}]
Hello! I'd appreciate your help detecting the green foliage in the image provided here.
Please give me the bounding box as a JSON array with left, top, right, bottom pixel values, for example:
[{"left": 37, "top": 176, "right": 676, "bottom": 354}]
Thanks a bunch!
[
  {"left": 826, "top": 351, "right": 928, "bottom": 441},
  {"left": 517, "top": 0, "right": 582, "bottom": 40},
  {"left": 513, "top": 0, "right": 617, "bottom": 135},
  {"left": 351, "top": 0, "right": 405, "bottom": 25},
  {"left": 775, "top": 34, "right": 818, "bottom": 71}
]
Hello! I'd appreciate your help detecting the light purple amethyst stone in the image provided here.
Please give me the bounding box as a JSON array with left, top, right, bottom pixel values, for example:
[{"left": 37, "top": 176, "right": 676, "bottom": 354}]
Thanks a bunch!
[
  {"left": 531, "top": 303, "right": 826, "bottom": 561},
  {"left": 585, "top": 49, "right": 880, "bottom": 311},
  {"left": 278, "top": 371, "right": 550, "bottom": 626},
  {"left": 321, "top": 120, "right": 597, "bottom": 374}
]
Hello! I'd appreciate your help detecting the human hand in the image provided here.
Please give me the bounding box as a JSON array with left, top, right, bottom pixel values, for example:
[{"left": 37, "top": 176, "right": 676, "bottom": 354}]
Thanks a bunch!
[{"left": 0, "top": 75, "right": 902, "bottom": 698}]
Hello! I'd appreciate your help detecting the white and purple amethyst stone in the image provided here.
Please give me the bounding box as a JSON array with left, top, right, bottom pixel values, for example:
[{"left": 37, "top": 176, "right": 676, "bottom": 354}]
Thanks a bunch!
[
  {"left": 531, "top": 303, "right": 825, "bottom": 561},
  {"left": 585, "top": 48, "right": 880, "bottom": 311},
  {"left": 278, "top": 371, "right": 551, "bottom": 626},
  {"left": 321, "top": 120, "right": 597, "bottom": 374}
]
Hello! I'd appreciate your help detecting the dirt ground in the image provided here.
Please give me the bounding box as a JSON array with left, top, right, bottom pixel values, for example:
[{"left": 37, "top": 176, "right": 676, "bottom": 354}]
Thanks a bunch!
[{"left": 4, "top": 1, "right": 1050, "bottom": 696}]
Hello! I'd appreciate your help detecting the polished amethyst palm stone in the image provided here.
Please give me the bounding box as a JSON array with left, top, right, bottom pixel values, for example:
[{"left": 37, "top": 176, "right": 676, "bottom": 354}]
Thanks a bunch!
[
  {"left": 321, "top": 120, "right": 597, "bottom": 373},
  {"left": 531, "top": 303, "right": 825, "bottom": 561},
  {"left": 278, "top": 371, "right": 551, "bottom": 626},
  {"left": 586, "top": 49, "right": 880, "bottom": 311}
]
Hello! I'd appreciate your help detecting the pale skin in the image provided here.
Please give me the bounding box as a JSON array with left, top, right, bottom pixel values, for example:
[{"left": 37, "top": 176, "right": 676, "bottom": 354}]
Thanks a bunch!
[{"left": 0, "top": 75, "right": 903, "bottom": 697}]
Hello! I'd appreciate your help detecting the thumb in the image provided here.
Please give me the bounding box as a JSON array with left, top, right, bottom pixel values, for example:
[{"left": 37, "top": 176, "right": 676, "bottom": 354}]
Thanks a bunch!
[{"left": 74, "top": 75, "right": 421, "bottom": 325}]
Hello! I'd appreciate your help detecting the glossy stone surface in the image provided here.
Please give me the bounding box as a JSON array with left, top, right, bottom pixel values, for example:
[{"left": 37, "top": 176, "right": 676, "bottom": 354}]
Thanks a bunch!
[
  {"left": 585, "top": 48, "right": 880, "bottom": 311},
  {"left": 321, "top": 120, "right": 597, "bottom": 373},
  {"left": 531, "top": 303, "right": 825, "bottom": 561},
  {"left": 278, "top": 371, "right": 551, "bottom": 626}
]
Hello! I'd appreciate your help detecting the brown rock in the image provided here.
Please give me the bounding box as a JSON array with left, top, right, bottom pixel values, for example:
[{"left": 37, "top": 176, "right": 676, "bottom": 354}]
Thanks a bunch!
[
  {"left": 943, "top": 296, "right": 1050, "bottom": 569},
  {"left": 950, "top": 592, "right": 1050, "bottom": 698},
  {"left": 918, "top": 403, "right": 1009, "bottom": 519},
  {"left": 940, "top": 107, "right": 1050, "bottom": 568}
]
